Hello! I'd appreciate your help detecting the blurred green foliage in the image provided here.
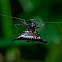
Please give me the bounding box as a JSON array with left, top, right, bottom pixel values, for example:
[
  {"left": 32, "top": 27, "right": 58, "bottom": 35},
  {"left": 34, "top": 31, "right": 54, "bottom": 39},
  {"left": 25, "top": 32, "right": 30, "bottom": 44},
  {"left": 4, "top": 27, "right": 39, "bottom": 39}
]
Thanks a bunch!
[{"left": 0, "top": 0, "right": 62, "bottom": 62}]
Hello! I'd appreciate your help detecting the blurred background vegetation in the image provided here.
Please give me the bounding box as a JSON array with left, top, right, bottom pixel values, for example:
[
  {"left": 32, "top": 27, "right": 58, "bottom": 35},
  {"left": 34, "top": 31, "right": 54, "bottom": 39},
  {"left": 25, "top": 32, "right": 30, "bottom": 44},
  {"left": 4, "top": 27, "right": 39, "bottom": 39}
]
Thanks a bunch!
[{"left": 0, "top": 0, "right": 62, "bottom": 62}]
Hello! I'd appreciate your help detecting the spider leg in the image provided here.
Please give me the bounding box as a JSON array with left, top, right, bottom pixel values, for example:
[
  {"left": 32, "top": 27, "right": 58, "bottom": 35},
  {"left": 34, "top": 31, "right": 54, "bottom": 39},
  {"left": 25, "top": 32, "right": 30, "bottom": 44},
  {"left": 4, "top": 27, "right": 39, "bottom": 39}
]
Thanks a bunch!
[
  {"left": 21, "top": 21, "right": 30, "bottom": 29},
  {"left": 29, "top": 19, "right": 40, "bottom": 22},
  {"left": 36, "top": 24, "right": 45, "bottom": 29},
  {"left": 19, "top": 19, "right": 26, "bottom": 24},
  {"left": 14, "top": 24, "right": 24, "bottom": 30}
]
